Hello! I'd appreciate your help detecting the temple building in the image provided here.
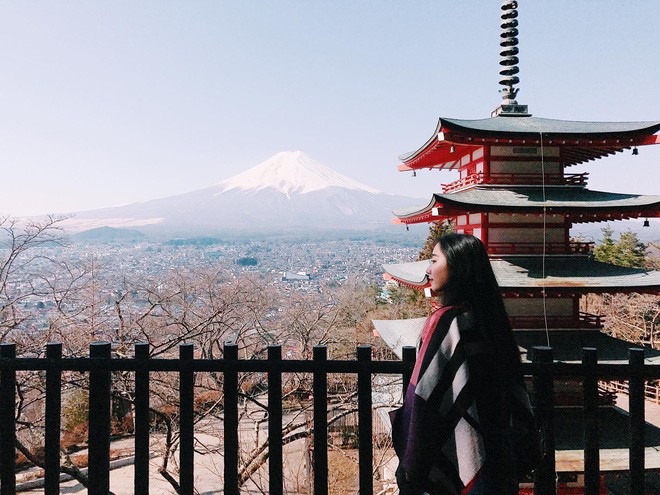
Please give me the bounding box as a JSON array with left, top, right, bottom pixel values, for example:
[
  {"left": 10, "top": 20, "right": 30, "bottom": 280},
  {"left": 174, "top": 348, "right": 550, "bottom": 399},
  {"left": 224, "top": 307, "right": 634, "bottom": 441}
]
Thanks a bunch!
[{"left": 374, "top": 1, "right": 660, "bottom": 492}]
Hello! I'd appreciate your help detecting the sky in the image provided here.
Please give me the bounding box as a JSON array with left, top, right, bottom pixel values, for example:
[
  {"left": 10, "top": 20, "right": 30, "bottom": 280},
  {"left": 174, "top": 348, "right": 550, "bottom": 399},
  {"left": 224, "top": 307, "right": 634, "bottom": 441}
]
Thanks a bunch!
[{"left": 1, "top": 1, "right": 659, "bottom": 216}]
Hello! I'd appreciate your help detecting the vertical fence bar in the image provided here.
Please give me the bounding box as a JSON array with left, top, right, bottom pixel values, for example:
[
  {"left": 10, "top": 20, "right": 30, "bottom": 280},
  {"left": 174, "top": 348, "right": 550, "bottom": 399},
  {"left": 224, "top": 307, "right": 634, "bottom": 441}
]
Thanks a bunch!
[
  {"left": 0, "top": 343, "right": 17, "bottom": 495},
  {"left": 88, "top": 342, "right": 111, "bottom": 495},
  {"left": 582, "top": 347, "right": 599, "bottom": 495},
  {"left": 313, "top": 345, "right": 328, "bottom": 495},
  {"left": 268, "top": 345, "right": 283, "bottom": 495},
  {"left": 45, "top": 342, "right": 62, "bottom": 495},
  {"left": 532, "top": 346, "right": 556, "bottom": 495},
  {"left": 179, "top": 343, "right": 195, "bottom": 495},
  {"left": 629, "top": 348, "right": 645, "bottom": 495},
  {"left": 134, "top": 342, "right": 150, "bottom": 495},
  {"left": 401, "top": 346, "right": 416, "bottom": 393},
  {"left": 357, "top": 345, "right": 373, "bottom": 494},
  {"left": 224, "top": 342, "right": 239, "bottom": 495}
]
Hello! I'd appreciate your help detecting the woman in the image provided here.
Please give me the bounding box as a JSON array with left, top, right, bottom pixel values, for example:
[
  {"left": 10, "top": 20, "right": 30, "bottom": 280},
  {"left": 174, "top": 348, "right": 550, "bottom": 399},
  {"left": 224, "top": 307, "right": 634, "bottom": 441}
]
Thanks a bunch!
[{"left": 391, "top": 234, "right": 537, "bottom": 495}]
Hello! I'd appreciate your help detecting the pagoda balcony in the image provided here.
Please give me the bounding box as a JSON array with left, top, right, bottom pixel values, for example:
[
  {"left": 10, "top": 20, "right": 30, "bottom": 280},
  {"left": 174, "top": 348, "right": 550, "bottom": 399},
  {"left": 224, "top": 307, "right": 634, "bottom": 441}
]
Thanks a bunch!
[
  {"left": 442, "top": 172, "right": 589, "bottom": 193},
  {"left": 510, "top": 311, "right": 603, "bottom": 329},
  {"left": 488, "top": 241, "right": 594, "bottom": 255}
]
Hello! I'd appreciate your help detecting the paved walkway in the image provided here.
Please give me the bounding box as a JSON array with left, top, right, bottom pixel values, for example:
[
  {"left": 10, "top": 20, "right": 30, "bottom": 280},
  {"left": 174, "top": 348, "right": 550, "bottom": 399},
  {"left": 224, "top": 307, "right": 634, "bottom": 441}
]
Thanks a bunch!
[{"left": 614, "top": 392, "right": 660, "bottom": 428}]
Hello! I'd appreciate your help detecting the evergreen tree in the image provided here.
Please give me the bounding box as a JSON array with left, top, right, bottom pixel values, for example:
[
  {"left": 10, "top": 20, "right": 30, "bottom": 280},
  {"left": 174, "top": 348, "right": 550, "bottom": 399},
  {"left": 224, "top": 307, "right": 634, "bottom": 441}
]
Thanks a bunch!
[
  {"left": 417, "top": 222, "right": 454, "bottom": 260},
  {"left": 593, "top": 227, "right": 648, "bottom": 268}
]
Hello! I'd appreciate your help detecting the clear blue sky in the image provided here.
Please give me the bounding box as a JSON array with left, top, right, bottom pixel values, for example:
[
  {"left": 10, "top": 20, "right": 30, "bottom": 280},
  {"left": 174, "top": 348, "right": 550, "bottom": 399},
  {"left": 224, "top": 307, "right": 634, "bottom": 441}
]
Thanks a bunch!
[{"left": 2, "top": 1, "right": 659, "bottom": 216}]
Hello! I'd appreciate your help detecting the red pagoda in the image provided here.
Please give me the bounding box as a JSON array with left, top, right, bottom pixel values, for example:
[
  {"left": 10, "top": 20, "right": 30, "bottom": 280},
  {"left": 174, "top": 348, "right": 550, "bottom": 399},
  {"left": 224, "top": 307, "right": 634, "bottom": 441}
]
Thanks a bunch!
[{"left": 376, "top": 1, "right": 660, "bottom": 492}]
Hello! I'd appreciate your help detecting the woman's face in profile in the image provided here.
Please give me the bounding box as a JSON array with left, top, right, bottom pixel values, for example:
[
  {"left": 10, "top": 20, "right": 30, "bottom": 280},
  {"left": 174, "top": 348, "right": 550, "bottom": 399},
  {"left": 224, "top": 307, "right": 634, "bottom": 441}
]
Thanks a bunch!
[{"left": 426, "top": 243, "right": 450, "bottom": 293}]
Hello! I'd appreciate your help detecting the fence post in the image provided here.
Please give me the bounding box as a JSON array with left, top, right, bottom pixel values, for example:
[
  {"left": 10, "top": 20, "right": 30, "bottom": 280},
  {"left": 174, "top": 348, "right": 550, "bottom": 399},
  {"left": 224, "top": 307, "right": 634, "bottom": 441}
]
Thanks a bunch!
[
  {"left": 224, "top": 342, "right": 239, "bottom": 495},
  {"left": 357, "top": 345, "right": 373, "bottom": 494},
  {"left": 45, "top": 342, "right": 62, "bottom": 495},
  {"left": 88, "top": 342, "right": 111, "bottom": 495},
  {"left": 629, "top": 348, "right": 645, "bottom": 495},
  {"left": 179, "top": 343, "right": 195, "bottom": 495},
  {"left": 268, "top": 345, "right": 283, "bottom": 495},
  {"left": 532, "top": 346, "right": 556, "bottom": 495},
  {"left": 582, "top": 347, "right": 599, "bottom": 495},
  {"left": 134, "top": 342, "right": 150, "bottom": 495},
  {"left": 0, "top": 343, "right": 17, "bottom": 495},
  {"left": 401, "top": 346, "right": 416, "bottom": 394},
  {"left": 313, "top": 345, "right": 328, "bottom": 495}
]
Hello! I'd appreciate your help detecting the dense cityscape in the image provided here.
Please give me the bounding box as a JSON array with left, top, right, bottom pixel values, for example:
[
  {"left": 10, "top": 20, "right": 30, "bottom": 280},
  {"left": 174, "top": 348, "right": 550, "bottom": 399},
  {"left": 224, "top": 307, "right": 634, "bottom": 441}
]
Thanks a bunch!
[{"left": 13, "top": 234, "right": 425, "bottom": 336}]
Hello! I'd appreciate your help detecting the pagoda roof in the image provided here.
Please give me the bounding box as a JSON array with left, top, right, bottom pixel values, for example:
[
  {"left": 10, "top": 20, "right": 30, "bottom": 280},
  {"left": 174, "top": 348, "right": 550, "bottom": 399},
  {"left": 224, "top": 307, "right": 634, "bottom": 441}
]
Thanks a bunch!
[
  {"left": 383, "top": 256, "right": 660, "bottom": 294},
  {"left": 393, "top": 187, "right": 660, "bottom": 223},
  {"left": 372, "top": 318, "right": 660, "bottom": 363},
  {"left": 439, "top": 116, "right": 660, "bottom": 138},
  {"left": 516, "top": 330, "right": 660, "bottom": 363},
  {"left": 399, "top": 116, "right": 660, "bottom": 168}
]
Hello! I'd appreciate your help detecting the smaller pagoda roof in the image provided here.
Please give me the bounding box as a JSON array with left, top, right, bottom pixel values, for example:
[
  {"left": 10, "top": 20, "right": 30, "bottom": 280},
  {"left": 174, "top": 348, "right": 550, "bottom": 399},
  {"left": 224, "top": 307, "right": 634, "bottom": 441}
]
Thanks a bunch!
[
  {"left": 518, "top": 330, "right": 660, "bottom": 363},
  {"left": 372, "top": 317, "right": 426, "bottom": 359},
  {"left": 372, "top": 318, "right": 660, "bottom": 364},
  {"left": 393, "top": 187, "right": 660, "bottom": 222},
  {"left": 383, "top": 256, "right": 660, "bottom": 293}
]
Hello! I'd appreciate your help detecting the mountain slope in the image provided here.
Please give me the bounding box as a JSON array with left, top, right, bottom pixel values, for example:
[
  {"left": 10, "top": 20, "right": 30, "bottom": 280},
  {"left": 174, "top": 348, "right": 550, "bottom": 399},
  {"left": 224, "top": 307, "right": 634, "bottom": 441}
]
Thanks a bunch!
[{"left": 62, "top": 151, "right": 422, "bottom": 235}]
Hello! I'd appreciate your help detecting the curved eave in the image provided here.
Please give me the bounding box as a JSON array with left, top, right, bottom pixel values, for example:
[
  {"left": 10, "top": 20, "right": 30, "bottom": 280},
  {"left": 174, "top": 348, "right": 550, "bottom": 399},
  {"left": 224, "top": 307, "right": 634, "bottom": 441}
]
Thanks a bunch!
[
  {"left": 383, "top": 257, "right": 660, "bottom": 294},
  {"left": 392, "top": 188, "right": 660, "bottom": 224},
  {"left": 441, "top": 116, "right": 660, "bottom": 138},
  {"left": 398, "top": 116, "right": 660, "bottom": 170}
]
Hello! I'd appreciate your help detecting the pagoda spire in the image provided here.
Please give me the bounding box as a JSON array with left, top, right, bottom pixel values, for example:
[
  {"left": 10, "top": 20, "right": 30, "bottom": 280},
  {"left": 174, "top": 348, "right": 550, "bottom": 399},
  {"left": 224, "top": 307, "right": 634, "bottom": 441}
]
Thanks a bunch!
[{"left": 492, "top": 1, "right": 530, "bottom": 117}]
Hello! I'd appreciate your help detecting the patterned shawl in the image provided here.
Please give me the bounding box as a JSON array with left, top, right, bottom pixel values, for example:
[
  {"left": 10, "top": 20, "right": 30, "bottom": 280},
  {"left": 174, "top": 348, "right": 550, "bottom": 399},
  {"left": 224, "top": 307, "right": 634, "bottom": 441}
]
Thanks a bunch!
[{"left": 391, "top": 306, "right": 535, "bottom": 495}]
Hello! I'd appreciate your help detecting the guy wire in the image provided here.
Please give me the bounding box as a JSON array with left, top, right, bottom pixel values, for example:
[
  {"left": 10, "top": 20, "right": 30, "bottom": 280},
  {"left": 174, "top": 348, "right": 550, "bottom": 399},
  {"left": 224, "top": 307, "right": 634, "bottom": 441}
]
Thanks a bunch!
[{"left": 540, "top": 132, "right": 550, "bottom": 347}]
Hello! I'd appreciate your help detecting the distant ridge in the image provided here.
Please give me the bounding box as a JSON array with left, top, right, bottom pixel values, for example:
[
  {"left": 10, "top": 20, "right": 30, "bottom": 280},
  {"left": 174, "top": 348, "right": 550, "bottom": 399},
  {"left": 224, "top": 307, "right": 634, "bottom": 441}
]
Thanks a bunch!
[
  {"left": 61, "top": 151, "right": 423, "bottom": 236},
  {"left": 73, "top": 226, "right": 146, "bottom": 243}
]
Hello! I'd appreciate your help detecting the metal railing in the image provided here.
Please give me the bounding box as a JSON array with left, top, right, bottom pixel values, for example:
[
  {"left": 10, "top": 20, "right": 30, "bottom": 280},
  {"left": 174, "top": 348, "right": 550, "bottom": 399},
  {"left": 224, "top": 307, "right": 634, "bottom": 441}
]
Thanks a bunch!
[{"left": 1, "top": 342, "right": 659, "bottom": 495}]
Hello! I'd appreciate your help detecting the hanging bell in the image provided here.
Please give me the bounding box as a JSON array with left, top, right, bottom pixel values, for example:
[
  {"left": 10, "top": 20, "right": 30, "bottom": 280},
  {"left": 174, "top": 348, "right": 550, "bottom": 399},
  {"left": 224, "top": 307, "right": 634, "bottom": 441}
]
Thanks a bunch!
[
  {"left": 632, "top": 147, "right": 639, "bottom": 155},
  {"left": 643, "top": 218, "right": 650, "bottom": 227}
]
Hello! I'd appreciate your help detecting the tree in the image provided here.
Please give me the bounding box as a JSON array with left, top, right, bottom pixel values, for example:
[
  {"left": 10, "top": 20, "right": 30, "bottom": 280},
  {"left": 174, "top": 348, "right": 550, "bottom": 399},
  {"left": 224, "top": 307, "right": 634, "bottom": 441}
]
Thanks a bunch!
[
  {"left": 593, "top": 227, "right": 647, "bottom": 268},
  {"left": 0, "top": 215, "right": 66, "bottom": 341},
  {"left": 584, "top": 226, "right": 660, "bottom": 349},
  {"left": 417, "top": 221, "right": 453, "bottom": 260},
  {"left": 4, "top": 232, "right": 407, "bottom": 493}
]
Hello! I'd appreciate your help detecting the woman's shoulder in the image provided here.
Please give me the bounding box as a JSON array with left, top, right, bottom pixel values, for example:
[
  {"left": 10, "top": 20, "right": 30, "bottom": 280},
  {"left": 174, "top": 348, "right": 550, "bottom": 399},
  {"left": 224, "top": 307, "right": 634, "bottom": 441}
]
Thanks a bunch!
[{"left": 433, "top": 305, "right": 474, "bottom": 326}]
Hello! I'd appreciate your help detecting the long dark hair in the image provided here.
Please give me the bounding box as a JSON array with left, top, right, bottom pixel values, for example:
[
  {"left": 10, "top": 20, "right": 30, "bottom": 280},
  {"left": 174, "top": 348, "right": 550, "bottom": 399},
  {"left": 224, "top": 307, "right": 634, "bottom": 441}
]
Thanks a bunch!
[{"left": 436, "top": 233, "right": 521, "bottom": 371}]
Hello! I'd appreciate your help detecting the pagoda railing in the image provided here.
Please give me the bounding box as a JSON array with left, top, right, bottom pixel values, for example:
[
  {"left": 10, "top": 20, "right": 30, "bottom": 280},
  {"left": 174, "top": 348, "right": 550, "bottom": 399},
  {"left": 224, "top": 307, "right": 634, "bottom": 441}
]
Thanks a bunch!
[
  {"left": 488, "top": 241, "right": 594, "bottom": 255},
  {"left": 599, "top": 379, "right": 660, "bottom": 405},
  {"left": 1, "top": 342, "right": 658, "bottom": 495},
  {"left": 442, "top": 172, "right": 589, "bottom": 193},
  {"left": 510, "top": 312, "right": 603, "bottom": 329}
]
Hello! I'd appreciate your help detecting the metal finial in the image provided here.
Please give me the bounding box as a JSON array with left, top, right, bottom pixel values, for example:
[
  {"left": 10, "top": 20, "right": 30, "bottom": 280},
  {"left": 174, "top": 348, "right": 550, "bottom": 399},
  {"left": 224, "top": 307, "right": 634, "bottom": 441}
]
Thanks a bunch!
[
  {"left": 499, "top": 1, "right": 520, "bottom": 104},
  {"left": 492, "top": 1, "right": 529, "bottom": 116}
]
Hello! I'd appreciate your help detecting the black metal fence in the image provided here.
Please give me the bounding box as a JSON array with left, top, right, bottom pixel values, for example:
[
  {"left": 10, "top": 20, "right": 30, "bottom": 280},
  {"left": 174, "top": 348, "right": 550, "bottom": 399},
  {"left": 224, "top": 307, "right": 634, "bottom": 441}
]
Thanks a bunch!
[{"left": 1, "top": 342, "right": 659, "bottom": 495}]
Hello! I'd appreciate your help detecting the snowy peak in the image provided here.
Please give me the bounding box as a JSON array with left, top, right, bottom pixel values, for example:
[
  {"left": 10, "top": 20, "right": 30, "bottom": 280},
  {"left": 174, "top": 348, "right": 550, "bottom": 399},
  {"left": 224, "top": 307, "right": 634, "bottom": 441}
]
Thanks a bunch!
[{"left": 217, "top": 151, "right": 380, "bottom": 198}]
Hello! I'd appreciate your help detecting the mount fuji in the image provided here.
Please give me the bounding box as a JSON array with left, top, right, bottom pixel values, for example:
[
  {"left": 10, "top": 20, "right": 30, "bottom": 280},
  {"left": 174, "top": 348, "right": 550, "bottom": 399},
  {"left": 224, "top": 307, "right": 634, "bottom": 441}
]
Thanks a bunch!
[{"left": 62, "top": 151, "right": 422, "bottom": 236}]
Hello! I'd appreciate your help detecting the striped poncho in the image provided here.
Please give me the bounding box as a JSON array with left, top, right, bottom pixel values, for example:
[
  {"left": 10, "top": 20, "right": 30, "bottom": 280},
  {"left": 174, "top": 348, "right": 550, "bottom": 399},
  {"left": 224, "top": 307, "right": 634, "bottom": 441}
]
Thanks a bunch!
[{"left": 391, "top": 305, "right": 536, "bottom": 495}]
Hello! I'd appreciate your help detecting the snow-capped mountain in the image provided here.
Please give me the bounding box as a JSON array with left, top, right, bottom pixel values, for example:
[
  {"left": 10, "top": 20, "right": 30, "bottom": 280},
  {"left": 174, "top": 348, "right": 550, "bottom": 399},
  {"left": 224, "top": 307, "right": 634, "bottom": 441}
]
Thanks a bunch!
[
  {"left": 217, "top": 151, "right": 380, "bottom": 197},
  {"left": 61, "top": 151, "right": 422, "bottom": 235}
]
